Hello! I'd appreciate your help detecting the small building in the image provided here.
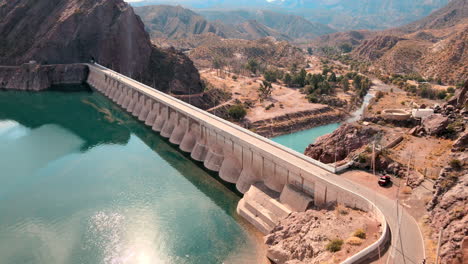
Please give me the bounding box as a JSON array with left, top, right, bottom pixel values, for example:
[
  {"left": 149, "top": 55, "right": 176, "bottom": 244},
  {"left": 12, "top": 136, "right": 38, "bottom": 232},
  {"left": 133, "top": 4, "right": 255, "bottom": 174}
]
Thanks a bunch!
[{"left": 412, "top": 108, "right": 434, "bottom": 119}]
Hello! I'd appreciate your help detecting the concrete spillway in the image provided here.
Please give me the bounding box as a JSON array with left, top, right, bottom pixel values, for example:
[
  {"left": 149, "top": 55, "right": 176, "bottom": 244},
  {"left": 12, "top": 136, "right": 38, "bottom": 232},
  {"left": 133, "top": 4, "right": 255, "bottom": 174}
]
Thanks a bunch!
[{"left": 86, "top": 63, "right": 389, "bottom": 264}]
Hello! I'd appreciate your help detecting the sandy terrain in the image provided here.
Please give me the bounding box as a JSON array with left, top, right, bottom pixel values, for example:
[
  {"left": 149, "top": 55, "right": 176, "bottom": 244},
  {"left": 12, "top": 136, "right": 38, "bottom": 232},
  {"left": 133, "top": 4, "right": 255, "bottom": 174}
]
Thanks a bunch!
[
  {"left": 389, "top": 135, "right": 453, "bottom": 180},
  {"left": 266, "top": 207, "right": 381, "bottom": 264},
  {"left": 200, "top": 69, "right": 331, "bottom": 123}
]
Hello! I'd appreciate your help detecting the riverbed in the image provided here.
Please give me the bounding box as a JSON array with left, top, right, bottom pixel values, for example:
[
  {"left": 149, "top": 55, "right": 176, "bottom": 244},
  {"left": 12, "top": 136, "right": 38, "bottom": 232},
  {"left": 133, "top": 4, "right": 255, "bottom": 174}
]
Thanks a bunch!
[{"left": 0, "top": 89, "right": 262, "bottom": 264}]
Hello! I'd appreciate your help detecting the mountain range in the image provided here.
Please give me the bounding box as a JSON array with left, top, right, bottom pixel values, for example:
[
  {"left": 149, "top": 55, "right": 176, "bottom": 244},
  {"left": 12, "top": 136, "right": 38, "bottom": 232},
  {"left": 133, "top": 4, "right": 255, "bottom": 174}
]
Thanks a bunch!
[
  {"left": 130, "top": 0, "right": 451, "bottom": 30},
  {"left": 134, "top": 5, "right": 334, "bottom": 41}
]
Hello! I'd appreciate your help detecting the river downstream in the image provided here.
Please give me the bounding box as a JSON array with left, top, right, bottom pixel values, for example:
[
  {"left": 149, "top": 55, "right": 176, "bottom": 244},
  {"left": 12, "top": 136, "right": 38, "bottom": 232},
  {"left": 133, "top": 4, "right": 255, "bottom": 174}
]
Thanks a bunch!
[
  {"left": 273, "top": 91, "right": 374, "bottom": 153},
  {"left": 0, "top": 89, "right": 261, "bottom": 264}
]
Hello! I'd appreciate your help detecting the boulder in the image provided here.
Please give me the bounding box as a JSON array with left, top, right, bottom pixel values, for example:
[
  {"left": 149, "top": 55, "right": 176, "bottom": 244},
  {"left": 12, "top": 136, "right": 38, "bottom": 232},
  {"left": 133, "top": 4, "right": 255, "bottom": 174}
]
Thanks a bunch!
[
  {"left": 304, "top": 123, "right": 379, "bottom": 163},
  {"left": 452, "top": 131, "right": 468, "bottom": 151},
  {"left": 446, "top": 82, "right": 467, "bottom": 109},
  {"left": 422, "top": 114, "right": 449, "bottom": 136}
]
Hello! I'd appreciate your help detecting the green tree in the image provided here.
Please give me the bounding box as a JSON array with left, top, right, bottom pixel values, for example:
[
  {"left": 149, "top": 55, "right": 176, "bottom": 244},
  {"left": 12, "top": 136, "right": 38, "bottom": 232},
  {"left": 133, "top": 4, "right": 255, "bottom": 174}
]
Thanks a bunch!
[
  {"left": 307, "top": 47, "right": 313, "bottom": 55},
  {"left": 258, "top": 81, "right": 273, "bottom": 100},
  {"left": 339, "top": 43, "right": 353, "bottom": 53},
  {"left": 318, "top": 80, "right": 331, "bottom": 94},
  {"left": 328, "top": 72, "right": 337, "bottom": 82},
  {"left": 212, "top": 57, "right": 224, "bottom": 76},
  {"left": 283, "top": 73, "right": 293, "bottom": 87},
  {"left": 228, "top": 104, "right": 247, "bottom": 120},
  {"left": 246, "top": 58, "right": 259, "bottom": 75},
  {"left": 293, "top": 68, "right": 307, "bottom": 87},
  {"left": 341, "top": 77, "right": 350, "bottom": 92},
  {"left": 264, "top": 70, "right": 277, "bottom": 83}
]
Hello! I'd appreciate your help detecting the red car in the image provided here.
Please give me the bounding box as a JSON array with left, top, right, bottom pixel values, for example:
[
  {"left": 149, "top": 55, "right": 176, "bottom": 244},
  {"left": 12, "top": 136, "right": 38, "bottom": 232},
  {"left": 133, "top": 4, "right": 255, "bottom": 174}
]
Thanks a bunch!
[{"left": 378, "top": 175, "right": 391, "bottom": 187}]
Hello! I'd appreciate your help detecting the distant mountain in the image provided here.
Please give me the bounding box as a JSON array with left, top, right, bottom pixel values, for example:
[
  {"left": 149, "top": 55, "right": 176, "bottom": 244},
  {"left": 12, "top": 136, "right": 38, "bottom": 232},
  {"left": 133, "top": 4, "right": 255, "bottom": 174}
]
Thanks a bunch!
[
  {"left": 131, "top": 0, "right": 451, "bottom": 30},
  {"left": 134, "top": 5, "right": 332, "bottom": 41},
  {"left": 198, "top": 9, "right": 336, "bottom": 39},
  {"left": 398, "top": 0, "right": 468, "bottom": 32}
]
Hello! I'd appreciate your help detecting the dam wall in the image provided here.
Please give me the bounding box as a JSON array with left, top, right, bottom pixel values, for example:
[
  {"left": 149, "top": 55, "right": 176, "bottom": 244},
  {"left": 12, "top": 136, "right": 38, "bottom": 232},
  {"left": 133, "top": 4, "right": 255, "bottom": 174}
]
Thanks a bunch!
[{"left": 86, "top": 63, "right": 389, "bottom": 264}]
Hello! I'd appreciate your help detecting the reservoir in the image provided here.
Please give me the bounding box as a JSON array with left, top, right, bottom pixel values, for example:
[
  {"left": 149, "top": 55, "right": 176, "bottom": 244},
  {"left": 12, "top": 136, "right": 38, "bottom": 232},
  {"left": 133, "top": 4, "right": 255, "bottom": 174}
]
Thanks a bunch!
[{"left": 0, "top": 89, "right": 261, "bottom": 264}]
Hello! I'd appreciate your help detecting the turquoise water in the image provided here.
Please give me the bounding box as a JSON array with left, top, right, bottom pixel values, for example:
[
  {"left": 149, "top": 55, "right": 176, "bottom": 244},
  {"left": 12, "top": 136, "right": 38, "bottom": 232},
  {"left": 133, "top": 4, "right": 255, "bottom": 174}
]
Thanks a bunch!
[
  {"left": 272, "top": 92, "right": 373, "bottom": 153},
  {"left": 0, "top": 89, "right": 260, "bottom": 264},
  {"left": 272, "top": 123, "right": 340, "bottom": 153}
]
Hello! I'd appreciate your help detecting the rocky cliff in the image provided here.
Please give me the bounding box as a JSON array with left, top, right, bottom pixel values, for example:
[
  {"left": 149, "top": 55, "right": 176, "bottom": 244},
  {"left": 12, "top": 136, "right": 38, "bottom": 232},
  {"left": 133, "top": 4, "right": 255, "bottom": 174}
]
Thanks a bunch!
[
  {"left": 304, "top": 123, "right": 379, "bottom": 163},
  {"left": 0, "top": 0, "right": 202, "bottom": 95},
  {"left": 0, "top": 63, "right": 88, "bottom": 91}
]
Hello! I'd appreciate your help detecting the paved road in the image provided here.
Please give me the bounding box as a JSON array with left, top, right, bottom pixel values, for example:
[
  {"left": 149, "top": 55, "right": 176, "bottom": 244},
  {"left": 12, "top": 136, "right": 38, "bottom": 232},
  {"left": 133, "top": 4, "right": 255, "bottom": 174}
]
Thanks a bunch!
[
  {"left": 90, "top": 64, "right": 425, "bottom": 264},
  {"left": 324, "top": 173, "right": 426, "bottom": 264}
]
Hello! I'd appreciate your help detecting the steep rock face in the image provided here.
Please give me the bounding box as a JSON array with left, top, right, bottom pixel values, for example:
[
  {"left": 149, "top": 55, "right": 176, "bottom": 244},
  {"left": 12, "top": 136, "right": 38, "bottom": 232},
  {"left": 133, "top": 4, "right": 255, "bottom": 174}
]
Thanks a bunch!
[
  {"left": 428, "top": 169, "right": 468, "bottom": 264},
  {"left": 0, "top": 63, "right": 88, "bottom": 91},
  {"left": 304, "top": 123, "right": 379, "bottom": 163},
  {"left": 0, "top": 0, "right": 202, "bottom": 95}
]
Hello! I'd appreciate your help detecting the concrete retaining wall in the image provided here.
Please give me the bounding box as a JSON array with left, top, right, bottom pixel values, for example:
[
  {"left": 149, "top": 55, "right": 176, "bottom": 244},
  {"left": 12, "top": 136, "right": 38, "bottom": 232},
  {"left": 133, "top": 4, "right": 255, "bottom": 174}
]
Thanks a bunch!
[{"left": 87, "top": 63, "right": 390, "bottom": 264}]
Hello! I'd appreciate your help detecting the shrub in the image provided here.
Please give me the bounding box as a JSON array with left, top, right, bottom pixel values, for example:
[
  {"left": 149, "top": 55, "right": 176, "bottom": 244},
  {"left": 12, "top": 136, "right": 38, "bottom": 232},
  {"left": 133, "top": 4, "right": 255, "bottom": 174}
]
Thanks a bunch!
[
  {"left": 232, "top": 75, "right": 238, "bottom": 81},
  {"left": 335, "top": 204, "right": 349, "bottom": 215},
  {"left": 353, "top": 229, "right": 366, "bottom": 239},
  {"left": 375, "top": 91, "right": 385, "bottom": 100},
  {"left": 326, "top": 239, "right": 344, "bottom": 252},
  {"left": 265, "top": 103, "right": 275, "bottom": 111},
  {"left": 447, "top": 87, "right": 456, "bottom": 94},
  {"left": 346, "top": 237, "right": 363, "bottom": 246},
  {"left": 450, "top": 159, "right": 462, "bottom": 170},
  {"left": 228, "top": 104, "right": 247, "bottom": 120},
  {"left": 358, "top": 153, "right": 368, "bottom": 163},
  {"left": 437, "top": 90, "right": 447, "bottom": 100}
]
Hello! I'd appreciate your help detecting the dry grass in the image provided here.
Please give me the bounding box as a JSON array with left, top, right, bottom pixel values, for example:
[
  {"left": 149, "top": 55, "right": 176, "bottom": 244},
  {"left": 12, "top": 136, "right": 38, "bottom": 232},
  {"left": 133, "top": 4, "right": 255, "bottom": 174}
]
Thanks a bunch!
[
  {"left": 346, "top": 237, "right": 364, "bottom": 246},
  {"left": 402, "top": 186, "right": 413, "bottom": 194},
  {"left": 335, "top": 204, "right": 349, "bottom": 216}
]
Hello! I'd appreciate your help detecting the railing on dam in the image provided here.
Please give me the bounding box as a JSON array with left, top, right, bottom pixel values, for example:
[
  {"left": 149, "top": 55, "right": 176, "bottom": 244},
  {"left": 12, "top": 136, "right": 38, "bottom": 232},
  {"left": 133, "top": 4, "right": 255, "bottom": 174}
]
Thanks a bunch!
[
  {"left": 93, "top": 64, "right": 339, "bottom": 173},
  {"left": 86, "top": 63, "right": 390, "bottom": 264}
]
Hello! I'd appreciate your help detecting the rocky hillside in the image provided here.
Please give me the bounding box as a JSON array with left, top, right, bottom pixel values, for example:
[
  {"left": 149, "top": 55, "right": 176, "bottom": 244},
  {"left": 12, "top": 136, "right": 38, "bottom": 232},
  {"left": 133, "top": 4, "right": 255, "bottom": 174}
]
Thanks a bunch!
[
  {"left": 350, "top": 0, "right": 467, "bottom": 84},
  {"left": 134, "top": 5, "right": 289, "bottom": 41},
  {"left": 188, "top": 36, "right": 306, "bottom": 69},
  {"left": 426, "top": 84, "right": 467, "bottom": 264},
  {"left": 0, "top": 0, "right": 202, "bottom": 95}
]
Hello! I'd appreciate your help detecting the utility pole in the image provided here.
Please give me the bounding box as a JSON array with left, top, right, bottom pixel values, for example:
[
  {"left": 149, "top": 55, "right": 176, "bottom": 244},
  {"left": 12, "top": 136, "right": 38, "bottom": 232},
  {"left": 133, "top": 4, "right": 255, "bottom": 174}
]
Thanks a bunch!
[{"left": 436, "top": 229, "right": 443, "bottom": 264}]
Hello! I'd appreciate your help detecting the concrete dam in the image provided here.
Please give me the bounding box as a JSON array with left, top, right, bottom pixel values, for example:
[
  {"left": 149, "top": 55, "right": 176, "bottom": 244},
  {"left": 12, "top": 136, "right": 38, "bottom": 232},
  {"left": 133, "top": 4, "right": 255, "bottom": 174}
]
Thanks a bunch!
[{"left": 84, "top": 63, "right": 389, "bottom": 263}]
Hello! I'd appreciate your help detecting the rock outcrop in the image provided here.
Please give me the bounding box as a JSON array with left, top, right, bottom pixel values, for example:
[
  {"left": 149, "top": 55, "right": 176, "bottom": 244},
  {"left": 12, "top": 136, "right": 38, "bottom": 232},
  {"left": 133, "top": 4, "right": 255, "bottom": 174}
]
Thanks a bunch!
[
  {"left": 0, "top": 0, "right": 202, "bottom": 95},
  {"left": 427, "top": 167, "right": 467, "bottom": 264},
  {"left": 422, "top": 114, "right": 450, "bottom": 136},
  {"left": 0, "top": 63, "right": 88, "bottom": 91},
  {"left": 265, "top": 208, "right": 379, "bottom": 264},
  {"left": 304, "top": 123, "right": 379, "bottom": 163}
]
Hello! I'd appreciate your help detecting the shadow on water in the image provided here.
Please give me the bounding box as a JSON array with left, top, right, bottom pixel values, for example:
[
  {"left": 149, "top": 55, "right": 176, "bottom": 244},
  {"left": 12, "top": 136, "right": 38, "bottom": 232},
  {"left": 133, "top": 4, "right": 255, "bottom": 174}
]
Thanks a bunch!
[
  {"left": 0, "top": 86, "right": 130, "bottom": 150},
  {"left": 0, "top": 86, "right": 241, "bottom": 215}
]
